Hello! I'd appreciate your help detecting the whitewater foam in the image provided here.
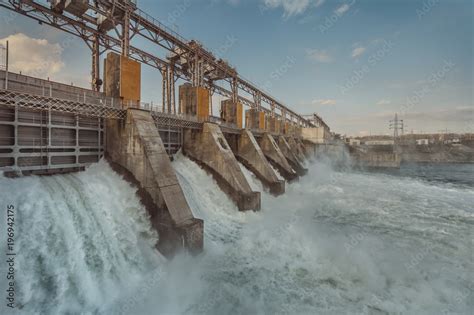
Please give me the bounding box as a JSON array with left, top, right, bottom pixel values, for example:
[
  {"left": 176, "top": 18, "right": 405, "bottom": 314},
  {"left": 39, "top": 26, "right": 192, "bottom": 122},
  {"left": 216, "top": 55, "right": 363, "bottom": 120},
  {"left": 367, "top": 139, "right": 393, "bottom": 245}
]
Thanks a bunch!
[
  {"left": 1, "top": 156, "right": 472, "bottom": 314},
  {"left": 0, "top": 160, "right": 164, "bottom": 314}
]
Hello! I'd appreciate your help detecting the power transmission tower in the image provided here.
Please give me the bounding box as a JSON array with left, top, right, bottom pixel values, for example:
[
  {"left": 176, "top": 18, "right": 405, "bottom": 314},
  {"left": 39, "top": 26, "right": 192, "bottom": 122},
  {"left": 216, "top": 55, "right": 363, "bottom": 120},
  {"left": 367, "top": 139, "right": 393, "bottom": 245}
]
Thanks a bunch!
[{"left": 389, "top": 113, "right": 404, "bottom": 140}]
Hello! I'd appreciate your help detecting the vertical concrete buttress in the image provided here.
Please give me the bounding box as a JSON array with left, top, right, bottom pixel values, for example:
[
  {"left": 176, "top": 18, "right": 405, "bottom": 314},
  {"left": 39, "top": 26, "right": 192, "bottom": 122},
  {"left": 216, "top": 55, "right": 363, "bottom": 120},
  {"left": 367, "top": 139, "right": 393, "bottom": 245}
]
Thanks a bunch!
[
  {"left": 258, "top": 133, "right": 298, "bottom": 181},
  {"left": 237, "top": 130, "right": 285, "bottom": 195},
  {"left": 302, "top": 140, "right": 317, "bottom": 159},
  {"left": 278, "top": 136, "right": 308, "bottom": 176},
  {"left": 183, "top": 123, "right": 261, "bottom": 211},
  {"left": 296, "top": 138, "right": 313, "bottom": 159},
  {"left": 106, "top": 109, "right": 203, "bottom": 256},
  {"left": 287, "top": 137, "right": 306, "bottom": 163}
]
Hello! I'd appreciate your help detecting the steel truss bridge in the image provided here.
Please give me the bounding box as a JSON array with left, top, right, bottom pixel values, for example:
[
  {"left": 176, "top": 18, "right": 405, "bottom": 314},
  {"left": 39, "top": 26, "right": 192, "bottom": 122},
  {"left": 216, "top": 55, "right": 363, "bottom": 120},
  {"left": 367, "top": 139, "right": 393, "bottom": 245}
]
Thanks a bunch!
[
  {"left": 0, "top": 87, "right": 205, "bottom": 130},
  {"left": 0, "top": 0, "right": 327, "bottom": 128}
]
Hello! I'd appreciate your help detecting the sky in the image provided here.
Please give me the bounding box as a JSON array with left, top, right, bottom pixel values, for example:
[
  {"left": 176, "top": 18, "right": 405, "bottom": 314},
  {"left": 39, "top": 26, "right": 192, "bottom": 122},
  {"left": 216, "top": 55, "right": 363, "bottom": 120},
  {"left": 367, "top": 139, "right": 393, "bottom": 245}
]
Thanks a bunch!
[{"left": 0, "top": 0, "right": 472, "bottom": 136}]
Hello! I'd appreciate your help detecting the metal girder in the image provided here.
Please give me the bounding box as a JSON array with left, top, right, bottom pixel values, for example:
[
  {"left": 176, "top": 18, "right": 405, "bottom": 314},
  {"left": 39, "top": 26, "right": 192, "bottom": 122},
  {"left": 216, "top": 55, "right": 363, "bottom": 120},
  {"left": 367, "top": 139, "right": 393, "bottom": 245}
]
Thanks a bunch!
[
  {"left": 0, "top": 0, "right": 319, "bottom": 128},
  {"left": 303, "top": 113, "right": 330, "bottom": 131},
  {"left": 151, "top": 111, "right": 202, "bottom": 130},
  {"left": 115, "top": 1, "right": 309, "bottom": 125},
  {"left": 0, "top": 0, "right": 171, "bottom": 72},
  {"left": 0, "top": 88, "right": 126, "bottom": 119}
]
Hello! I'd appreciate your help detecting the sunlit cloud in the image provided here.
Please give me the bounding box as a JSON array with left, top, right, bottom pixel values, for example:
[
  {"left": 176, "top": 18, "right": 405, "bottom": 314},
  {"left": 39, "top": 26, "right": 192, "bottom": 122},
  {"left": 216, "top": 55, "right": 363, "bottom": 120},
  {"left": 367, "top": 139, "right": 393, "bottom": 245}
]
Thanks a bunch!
[
  {"left": 312, "top": 99, "right": 337, "bottom": 106},
  {"left": 376, "top": 99, "right": 391, "bottom": 105},
  {"left": 0, "top": 33, "right": 65, "bottom": 78},
  {"left": 262, "top": 0, "right": 325, "bottom": 17},
  {"left": 335, "top": 3, "right": 350, "bottom": 15},
  {"left": 351, "top": 46, "right": 366, "bottom": 58},
  {"left": 306, "top": 49, "right": 333, "bottom": 63}
]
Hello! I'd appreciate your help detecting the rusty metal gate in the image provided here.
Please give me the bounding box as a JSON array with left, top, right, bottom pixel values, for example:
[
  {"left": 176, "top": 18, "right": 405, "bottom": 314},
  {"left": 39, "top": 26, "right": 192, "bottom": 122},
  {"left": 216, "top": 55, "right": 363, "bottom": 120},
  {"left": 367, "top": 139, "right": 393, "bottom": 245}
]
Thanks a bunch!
[{"left": 0, "top": 104, "right": 105, "bottom": 175}]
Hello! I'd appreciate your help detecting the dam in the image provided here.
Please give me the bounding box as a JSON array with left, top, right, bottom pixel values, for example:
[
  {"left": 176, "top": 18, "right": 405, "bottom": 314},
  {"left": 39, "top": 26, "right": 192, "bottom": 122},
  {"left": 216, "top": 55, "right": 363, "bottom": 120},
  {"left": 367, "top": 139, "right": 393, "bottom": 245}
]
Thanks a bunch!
[
  {"left": 1, "top": 1, "right": 473, "bottom": 314},
  {"left": 0, "top": 0, "right": 335, "bottom": 256}
]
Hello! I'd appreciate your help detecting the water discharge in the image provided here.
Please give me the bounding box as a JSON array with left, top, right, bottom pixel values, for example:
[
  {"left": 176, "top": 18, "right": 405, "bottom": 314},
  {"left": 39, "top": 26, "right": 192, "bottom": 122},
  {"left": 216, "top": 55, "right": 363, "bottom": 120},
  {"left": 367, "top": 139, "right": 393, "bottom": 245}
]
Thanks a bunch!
[{"left": 0, "top": 155, "right": 472, "bottom": 314}]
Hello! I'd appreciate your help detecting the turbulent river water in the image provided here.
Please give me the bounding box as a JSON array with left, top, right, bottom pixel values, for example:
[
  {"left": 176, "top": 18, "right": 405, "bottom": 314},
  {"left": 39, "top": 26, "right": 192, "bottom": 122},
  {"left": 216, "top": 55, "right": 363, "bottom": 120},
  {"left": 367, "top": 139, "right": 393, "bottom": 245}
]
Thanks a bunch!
[{"left": 0, "top": 155, "right": 472, "bottom": 315}]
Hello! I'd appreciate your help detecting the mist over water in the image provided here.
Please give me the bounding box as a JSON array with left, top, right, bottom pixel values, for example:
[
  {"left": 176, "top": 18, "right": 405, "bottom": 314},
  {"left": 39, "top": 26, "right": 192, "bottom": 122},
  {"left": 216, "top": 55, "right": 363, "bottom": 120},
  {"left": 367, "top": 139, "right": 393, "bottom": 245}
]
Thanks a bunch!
[
  {"left": 0, "top": 161, "right": 164, "bottom": 315},
  {"left": 1, "top": 156, "right": 473, "bottom": 314}
]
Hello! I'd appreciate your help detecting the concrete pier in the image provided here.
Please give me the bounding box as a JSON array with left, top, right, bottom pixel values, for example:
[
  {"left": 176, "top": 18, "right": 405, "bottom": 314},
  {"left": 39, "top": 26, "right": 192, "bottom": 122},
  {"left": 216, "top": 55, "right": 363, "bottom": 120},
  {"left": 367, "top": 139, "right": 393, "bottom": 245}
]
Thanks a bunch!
[
  {"left": 107, "top": 109, "right": 203, "bottom": 255},
  {"left": 237, "top": 130, "right": 285, "bottom": 195},
  {"left": 183, "top": 123, "right": 261, "bottom": 211},
  {"left": 179, "top": 84, "right": 210, "bottom": 120},
  {"left": 296, "top": 137, "right": 312, "bottom": 159},
  {"left": 278, "top": 136, "right": 307, "bottom": 176},
  {"left": 287, "top": 137, "right": 306, "bottom": 163},
  {"left": 221, "top": 99, "right": 243, "bottom": 128},
  {"left": 302, "top": 141, "right": 317, "bottom": 158},
  {"left": 259, "top": 133, "right": 298, "bottom": 181},
  {"left": 245, "top": 108, "right": 265, "bottom": 130}
]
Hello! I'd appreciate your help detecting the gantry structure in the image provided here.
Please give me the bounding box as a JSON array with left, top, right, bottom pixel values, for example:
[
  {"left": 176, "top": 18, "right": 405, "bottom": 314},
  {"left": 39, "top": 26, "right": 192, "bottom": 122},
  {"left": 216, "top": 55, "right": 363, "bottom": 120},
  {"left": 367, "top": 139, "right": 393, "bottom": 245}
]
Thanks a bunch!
[{"left": 0, "top": 0, "right": 326, "bottom": 128}]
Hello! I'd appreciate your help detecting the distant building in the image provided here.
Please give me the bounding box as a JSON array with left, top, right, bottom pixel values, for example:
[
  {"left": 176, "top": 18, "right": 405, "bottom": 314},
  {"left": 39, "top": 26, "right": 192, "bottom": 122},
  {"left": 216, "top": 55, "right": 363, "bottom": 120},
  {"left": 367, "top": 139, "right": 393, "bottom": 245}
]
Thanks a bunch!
[
  {"left": 301, "top": 126, "right": 332, "bottom": 144},
  {"left": 365, "top": 140, "right": 395, "bottom": 146},
  {"left": 416, "top": 139, "right": 429, "bottom": 145},
  {"left": 347, "top": 138, "right": 361, "bottom": 146}
]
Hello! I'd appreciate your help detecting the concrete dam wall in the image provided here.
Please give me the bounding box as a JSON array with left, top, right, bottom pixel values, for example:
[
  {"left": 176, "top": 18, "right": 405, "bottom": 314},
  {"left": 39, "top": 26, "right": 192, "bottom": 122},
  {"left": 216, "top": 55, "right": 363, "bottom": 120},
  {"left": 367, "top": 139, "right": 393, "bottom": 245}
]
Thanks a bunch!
[
  {"left": 397, "top": 144, "right": 474, "bottom": 164},
  {"left": 104, "top": 108, "right": 317, "bottom": 255},
  {"left": 349, "top": 145, "right": 401, "bottom": 168},
  {"left": 0, "top": 57, "right": 321, "bottom": 257},
  {"left": 347, "top": 143, "right": 474, "bottom": 168}
]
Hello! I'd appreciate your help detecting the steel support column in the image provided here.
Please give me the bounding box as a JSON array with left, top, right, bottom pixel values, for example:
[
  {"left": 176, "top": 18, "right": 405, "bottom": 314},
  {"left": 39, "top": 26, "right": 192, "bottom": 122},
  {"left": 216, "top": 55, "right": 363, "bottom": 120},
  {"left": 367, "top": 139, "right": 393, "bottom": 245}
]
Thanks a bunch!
[
  {"left": 122, "top": 9, "right": 131, "bottom": 56},
  {"left": 92, "top": 35, "right": 101, "bottom": 92}
]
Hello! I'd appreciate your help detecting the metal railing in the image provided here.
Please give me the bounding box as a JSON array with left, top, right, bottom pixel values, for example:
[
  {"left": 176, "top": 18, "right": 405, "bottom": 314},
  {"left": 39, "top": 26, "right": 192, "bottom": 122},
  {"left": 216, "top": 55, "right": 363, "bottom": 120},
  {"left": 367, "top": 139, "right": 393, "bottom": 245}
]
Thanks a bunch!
[{"left": 0, "top": 70, "right": 120, "bottom": 108}]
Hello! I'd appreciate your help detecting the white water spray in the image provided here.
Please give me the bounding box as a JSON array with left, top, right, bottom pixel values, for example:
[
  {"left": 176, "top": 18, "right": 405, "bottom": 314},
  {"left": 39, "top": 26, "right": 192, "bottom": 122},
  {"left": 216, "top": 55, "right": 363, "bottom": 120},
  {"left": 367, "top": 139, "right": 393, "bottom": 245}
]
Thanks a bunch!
[{"left": 0, "top": 155, "right": 472, "bottom": 314}]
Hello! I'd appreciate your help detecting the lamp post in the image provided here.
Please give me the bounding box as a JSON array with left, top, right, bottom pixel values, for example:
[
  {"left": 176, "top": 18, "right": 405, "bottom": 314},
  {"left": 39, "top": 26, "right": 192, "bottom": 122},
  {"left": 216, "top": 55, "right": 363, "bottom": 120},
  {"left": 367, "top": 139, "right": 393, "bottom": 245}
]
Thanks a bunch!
[{"left": 5, "top": 40, "right": 9, "bottom": 90}]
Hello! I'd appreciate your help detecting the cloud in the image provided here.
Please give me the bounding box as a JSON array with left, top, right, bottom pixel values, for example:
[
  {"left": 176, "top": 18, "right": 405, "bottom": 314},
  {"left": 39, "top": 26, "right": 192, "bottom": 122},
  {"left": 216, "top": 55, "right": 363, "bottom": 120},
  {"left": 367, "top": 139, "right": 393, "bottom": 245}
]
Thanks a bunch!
[
  {"left": 335, "top": 3, "right": 350, "bottom": 15},
  {"left": 314, "top": 0, "right": 326, "bottom": 7},
  {"left": 0, "top": 33, "right": 64, "bottom": 78},
  {"left": 351, "top": 46, "right": 366, "bottom": 58},
  {"left": 376, "top": 99, "right": 391, "bottom": 105},
  {"left": 262, "top": 0, "right": 325, "bottom": 17},
  {"left": 306, "top": 49, "right": 333, "bottom": 63},
  {"left": 312, "top": 99, "right": 337, "bottom": 106}
]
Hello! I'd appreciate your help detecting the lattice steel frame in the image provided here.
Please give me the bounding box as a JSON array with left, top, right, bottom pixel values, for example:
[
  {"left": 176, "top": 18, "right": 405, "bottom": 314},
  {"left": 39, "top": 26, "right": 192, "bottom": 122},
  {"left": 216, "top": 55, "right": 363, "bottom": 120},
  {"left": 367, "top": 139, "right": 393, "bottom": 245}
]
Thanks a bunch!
[
  {"left": 0, "top": 0, "right": 319, "bottom": 128},
  {"left": 0, "top": 88, "right": 126, "bottom": 120}
]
